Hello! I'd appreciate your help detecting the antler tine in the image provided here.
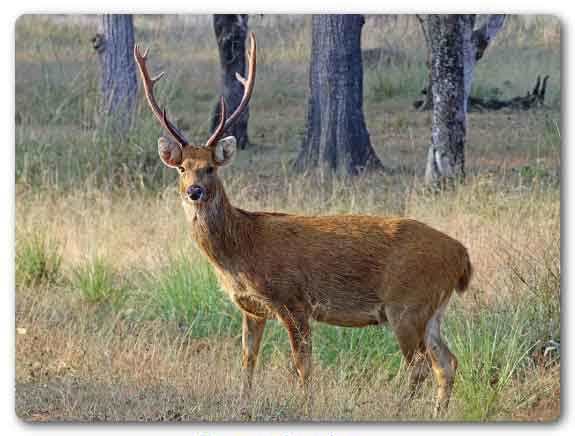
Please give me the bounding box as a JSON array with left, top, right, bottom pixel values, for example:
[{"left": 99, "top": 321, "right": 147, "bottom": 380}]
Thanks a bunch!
[
  {"left": 135, "top": 44, "right": 149, "bottom": 59},
  {"left": 151, "top": 71, "right": 165, "bottom": 83},
  {"left": 133, "top": 44, "right": 189, "bottom": 148},
  {"left": 222, "top": 32, "right": 257, "bottom": 132},
  {"left": 205, "top": 97, "right": 227, "bottom": 148}
]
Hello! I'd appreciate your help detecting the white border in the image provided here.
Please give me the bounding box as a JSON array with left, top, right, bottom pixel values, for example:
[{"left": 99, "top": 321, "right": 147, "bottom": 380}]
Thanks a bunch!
[{"left": 3, "top": 1, "right": 571, "bottom": 435}]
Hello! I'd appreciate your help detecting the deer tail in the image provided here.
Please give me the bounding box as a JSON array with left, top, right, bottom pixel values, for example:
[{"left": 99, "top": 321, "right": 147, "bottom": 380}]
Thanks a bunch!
[{"left": 456, "top": 252, "right": 473, "bottom": 294}]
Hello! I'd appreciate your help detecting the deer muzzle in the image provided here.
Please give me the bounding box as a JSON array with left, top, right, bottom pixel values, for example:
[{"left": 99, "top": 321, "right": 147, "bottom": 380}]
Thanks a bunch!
[{"left": 187, "top": 185, "right": 205, "bottom": 202}]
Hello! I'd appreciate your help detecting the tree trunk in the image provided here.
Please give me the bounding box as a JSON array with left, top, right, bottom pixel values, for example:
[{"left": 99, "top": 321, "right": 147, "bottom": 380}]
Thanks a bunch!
[
  {"left": 295, "top": 14, "right": 382, "bottom": 175},
  {"left": 416, "top": 14, "right": 505, "bottom": 113},
  {"left": 425, "top": 15, "right": 467, "bottom": 187},
  {"left": 94, "top": 14, "right": 138, "bottom": 134},
  {"left": 211, "top": 14, "right": 250, "bottom": 149}
]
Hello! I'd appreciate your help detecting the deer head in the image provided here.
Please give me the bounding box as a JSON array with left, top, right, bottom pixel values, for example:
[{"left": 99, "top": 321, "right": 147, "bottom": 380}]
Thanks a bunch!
[{"left": 134, "top": 33, "right": 256, "bottom": 205}]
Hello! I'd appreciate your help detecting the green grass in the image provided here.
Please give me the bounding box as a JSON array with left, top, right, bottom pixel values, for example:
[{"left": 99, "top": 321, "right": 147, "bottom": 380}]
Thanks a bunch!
[
  {"left": 365, "top": 61, "right": 427, "bottom": 103},
  {"left": 71, "top": 256, "right": 128, "bottom": 308},
  {"left": 448, "top": 304, "right": 538, "bottom": 420},
  {"left": 137, "top": 252, "right": 242, "bottom": 336},
  {"left": 16, "top": 232, "right": 62, "bottom": 287},
  {"left": 313, "top": 325, "right": 401, "bottom": 372}
]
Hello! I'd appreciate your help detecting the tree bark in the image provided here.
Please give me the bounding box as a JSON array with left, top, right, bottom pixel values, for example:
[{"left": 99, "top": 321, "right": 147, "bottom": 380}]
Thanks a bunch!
[
  {"left": 211, "top": 14, "right": 250, "bottom": 148},
  {"left": 415, "top": 14, "right": 505, "bottom": 113},
  {"left": 295, "top": 14, "right": 382, "bottom": 175},
  {"left": 425, "top": 15, "right": 467, "bottom": 187},
  {"left": 94, "top": 14, "right": 138, "bottom": 134}
]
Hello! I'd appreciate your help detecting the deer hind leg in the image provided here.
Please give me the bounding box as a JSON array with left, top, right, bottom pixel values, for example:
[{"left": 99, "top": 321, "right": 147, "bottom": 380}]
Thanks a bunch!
[
  {"left": 425, "top": 304, "right": 457, "bottom": 418},
  {"left": 385, "top": 304, "right": 432, "bottom": 401},
  {"left": 240, "top": 313, "right": 266, "bottom": 412},
  {"left": 409, "top": 348, "right": 432, "bottom": 398},
  {"left": 277, "top": 307, "right": 313, "bottom": 417}
]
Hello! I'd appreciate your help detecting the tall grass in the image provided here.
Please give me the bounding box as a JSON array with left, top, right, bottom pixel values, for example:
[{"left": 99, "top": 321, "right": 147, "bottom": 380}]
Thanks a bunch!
[
  {"left": 138, "top": 252, "right": 242, "bottom": 336},
  {"left": 448, "top": 305, "right": 538, "bottom": 420},
  {"left": 16, "top": 232, "right": 62, "bottom": 287},
  {"left": 71, "top": 256, "right": 128, "bottom": 310},
  {"left": 15, "top": 174, "right": 560, "bottom": 420}
]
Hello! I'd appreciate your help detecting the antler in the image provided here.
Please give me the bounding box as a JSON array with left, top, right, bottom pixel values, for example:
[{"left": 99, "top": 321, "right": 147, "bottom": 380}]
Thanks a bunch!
[
  {"left": 205, "top": 97, "right": 227, "bottom": 147},
  {"left": 134, "top": 45, "right": 190, "bottom": 148},
  {"left": 206, "top": 32, "right": 257, "bottom": 148},
  {"left": 135, "top": 33, "right": 256, "bottom": 150}
]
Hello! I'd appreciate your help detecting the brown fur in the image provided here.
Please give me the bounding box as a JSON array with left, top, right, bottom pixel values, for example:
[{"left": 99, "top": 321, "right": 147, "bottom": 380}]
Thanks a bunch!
[{"left": 169, "top": 145, "right": 472, "bottom": 416}]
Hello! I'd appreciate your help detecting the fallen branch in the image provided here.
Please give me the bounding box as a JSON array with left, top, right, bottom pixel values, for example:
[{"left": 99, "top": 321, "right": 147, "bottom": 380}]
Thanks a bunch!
[{"left": 414, "top": 75, "right": 550, "bottom": 112}]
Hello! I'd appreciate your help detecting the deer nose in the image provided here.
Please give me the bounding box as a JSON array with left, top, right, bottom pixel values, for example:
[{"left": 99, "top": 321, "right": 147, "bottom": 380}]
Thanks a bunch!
[{"left": 187, "top": 185, "right": 204, "bottom": 201}]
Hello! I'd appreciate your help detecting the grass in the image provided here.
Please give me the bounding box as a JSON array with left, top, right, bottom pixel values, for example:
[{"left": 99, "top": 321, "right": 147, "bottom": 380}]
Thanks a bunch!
[
  {"left": 15, "top": 175, "right": 560, "bottom": 421},
  {"left": 365, "top": 61, "right": 427, "bottom": 103},
  {"left": 139, "top": 252, "right": 242, "bottom": 336},
  {"left": 71, "top": 256, "right": 128, "bottom": 309},
  {"left": 449, "top": 305, "right": 540, "bottom": 420},
  {"left": 16, "top": 232, "right": 62, "bottom": 288},
  {"left": 14, "top": 14, "right": 560, "bottom": 422}
]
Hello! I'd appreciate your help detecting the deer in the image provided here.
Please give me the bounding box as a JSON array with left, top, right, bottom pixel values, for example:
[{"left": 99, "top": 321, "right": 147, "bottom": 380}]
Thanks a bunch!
[{"left": 134, "top": 33, "right": 472, "bottom": 418}]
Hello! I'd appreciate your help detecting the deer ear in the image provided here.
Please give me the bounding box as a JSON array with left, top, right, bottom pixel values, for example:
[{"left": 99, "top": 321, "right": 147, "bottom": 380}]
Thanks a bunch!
[
  {"left": 213, "top": 136, "right": 237, "bottom": 166},
  {"left": 158, "top": 136, "right": 183, "bottom": 168}
]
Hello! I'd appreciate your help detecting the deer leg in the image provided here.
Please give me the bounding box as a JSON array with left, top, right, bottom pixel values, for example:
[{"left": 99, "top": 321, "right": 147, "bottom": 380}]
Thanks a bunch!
[
  {"left": 240, "top": 313, "right": 266, "bottom": 413},
  {"left": 385, "top": 304, "right": 431, "bottom": 401},
  {"left": 408, "top": 349, "right": 432, "bottom": 398},
  {"left": 277, "top": 308, "right": 313, "bottom": 417},
  {"left": 425, "top": 308, "right": 457, "bottom": 418}
]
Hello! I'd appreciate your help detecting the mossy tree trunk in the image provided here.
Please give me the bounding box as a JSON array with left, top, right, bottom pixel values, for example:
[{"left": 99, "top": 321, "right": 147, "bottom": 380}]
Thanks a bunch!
[
  {"left": 211, "top": 14, "right": 250, "bottom": 149},
  {"left": 295, "top": 14, "right": 382, "bottom": 175},
  {"left": 94, "top": 14, "right": 138, "bottom": 134}
]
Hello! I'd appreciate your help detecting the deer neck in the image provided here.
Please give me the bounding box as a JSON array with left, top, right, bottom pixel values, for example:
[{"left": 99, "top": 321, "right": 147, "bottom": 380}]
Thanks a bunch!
[{"left": 183, "top": 188, "right": 250, "bottom": 265}]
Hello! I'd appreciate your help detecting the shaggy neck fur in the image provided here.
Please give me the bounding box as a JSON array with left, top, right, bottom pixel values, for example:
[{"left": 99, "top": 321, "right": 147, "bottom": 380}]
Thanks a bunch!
[{"left": 183, "top": 185, "right": 253, "bottom": 267}]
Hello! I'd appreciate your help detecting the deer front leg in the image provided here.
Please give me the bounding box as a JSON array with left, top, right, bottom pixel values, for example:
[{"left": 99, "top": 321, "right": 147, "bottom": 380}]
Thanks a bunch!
[
  {"left": 277, "top": 308, "right": 313, "bottom": 417},
  {"left": 240, "top": 313, "right": 266, "bottom": 415}
]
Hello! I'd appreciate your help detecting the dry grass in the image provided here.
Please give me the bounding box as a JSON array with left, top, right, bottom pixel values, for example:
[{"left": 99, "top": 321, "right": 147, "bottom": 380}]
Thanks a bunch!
[
  {"left": 15, "top": 173, "right": 560, "bottom": 422},
  {"left": 14, "top": 280, "right": 560, "bottom": 422},
  {"left": 15, "top": 14, "right": 560, "bottom": 422},
  {"left": 15, "top": 311, "right": 417, "bottom": 422}
]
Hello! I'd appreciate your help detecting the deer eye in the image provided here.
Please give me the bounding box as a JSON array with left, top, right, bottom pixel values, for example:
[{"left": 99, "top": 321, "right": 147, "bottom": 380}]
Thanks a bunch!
[
  {"left": 206, "top": 166, "right": 214, "bottom": 175},
  {"left": 177, "top": 166, "right": 185, "bottom": 174}
]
